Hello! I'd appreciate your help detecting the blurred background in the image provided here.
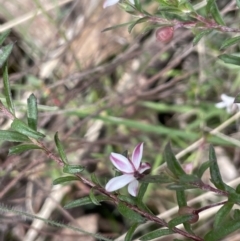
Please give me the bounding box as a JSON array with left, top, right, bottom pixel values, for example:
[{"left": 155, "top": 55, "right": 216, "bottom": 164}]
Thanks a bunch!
[{"left": 0, "top": 0, "right": 240, "bottom": 240}]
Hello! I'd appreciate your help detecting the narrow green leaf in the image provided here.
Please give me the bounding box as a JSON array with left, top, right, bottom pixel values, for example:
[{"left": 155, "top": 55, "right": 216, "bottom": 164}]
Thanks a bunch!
[
  {"left": 91, "top": 173, "right": 101, "bottom": 185},
  {"left": 118, "top": 195, "right": 136, "bottom": 205},
  {"left": 179, "top": 174, "right": 199, "bottom": 184},
  {"left": 192, "top": 30, "right": 212, "bottom": 46},
  {"left": 168, "top": 215, "right": 193, "bottom": 230},
  {"left": 124, "top": 223, "right": 139, "bottom": 241},
  {"left": 218, "top": 54, "right": 240, "bottom": 66},
  {"left": 140, "top": 228, "right": 173, "bottom": 241},
  {"left": 133, "top": 0, "right": 142, "bottom": 11},
  {"left": 0, "top": 130, "right": 30, "bottom": 142},
  {"left": 236, "top": 184, "right": 240, "bottom": 194},
  {"left": 89, "top": 188, "right": 101, "bottom": 205},
  {"left": 209, "top": 145, "right": 225, "bottom": 190},
  {"left": 233, "top": 209, "right": 240, "bottom": 221},
  {"left": 211, "top": 2, "right": 225, "bottom": 25},
  {"left": 3, "top": 61, "right": 15, "bottom": 114},
  {"left": 11, "top": 119, "right": 45, "bottom": 140},
  {"left": 9, "top": 144, "right": 41, "bottom": 155},
  {"left": 54, "top": 132, "right": 68, "bottom": 164},
  {"left": 164, "top": 143, "right": 185, "bottom": 178},
  {"left": 176, "top": 190, "right": 187, "bottom": 207},
  {"left": 117, "top": 202, "right": 145, "bottom": 223},
  {"left": 137, "top": 182, "right": 149, "bottom": 200},
  {"left": 220, "top": 36, "right": 240, "bottom": 50},
  {"left": 64, "top": 195, "right": 110, "bottom": 209},
  {"left": 140, "top": 174, "right": 173, "bottom": 183},
  {"left": 63, "top": 164, "right": 84, "bottom": 174},
  {"left": 213, "top": 202, "right": 233, "bottom": 229},
  {"left": 27, "top": 94, "right": 38, "bottom": 131},
  {"left": 53, "top": 176, "right": 78, "bottom": 185},
  {"left": 196, "top": 160, "right": 211, "bottom": 178},
  {"left": 128, "top": 17, "right": 149, "bottom": 33},
  {"left": 204, "top": 219, "right": 240, "bottom": 241},
  {"left": 206, "top": 0, "right": 215, "bottom": 13},
  {"left": 228, "top": 192, "right": 240, "bottom": 205},
  {"left": 0, "top": 30, "right": 10, "bottom": 45},
  {"left": 102, "top": 21, "right": 134, "bottom": 32},
  {"left": 0, "top": 44, "right": 13, "bottom": 67}
]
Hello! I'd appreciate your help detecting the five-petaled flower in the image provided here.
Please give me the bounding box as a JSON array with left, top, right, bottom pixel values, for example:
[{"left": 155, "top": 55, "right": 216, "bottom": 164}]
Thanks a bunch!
[
  {"left": 105, "top": 143, "right": 151, "bottom": 196},
  {"left": 103, "top": 0, "right": 134, "bottom": 8}
]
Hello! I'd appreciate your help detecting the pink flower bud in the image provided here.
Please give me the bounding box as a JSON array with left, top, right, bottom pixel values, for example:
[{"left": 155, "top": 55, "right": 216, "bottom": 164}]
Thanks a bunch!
[{"left": 155, "top": 26, "right": 174, "bottom": 43}]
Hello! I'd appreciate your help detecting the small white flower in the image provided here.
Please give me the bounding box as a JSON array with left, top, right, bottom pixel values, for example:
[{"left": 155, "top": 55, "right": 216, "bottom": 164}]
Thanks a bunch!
[
  {"left": 215, "top": 94, "right": 240, "bottom": 113},
  {"left": 103, "top": 0, "right": 134, "bottom": 8},
  {"left": 105, "top": 143, "right": 151, "bottom": 196}
]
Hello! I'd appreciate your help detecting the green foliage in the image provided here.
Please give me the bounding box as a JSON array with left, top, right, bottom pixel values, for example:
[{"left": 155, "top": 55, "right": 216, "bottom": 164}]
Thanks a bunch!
[
  {"left": 63, "top": 164, "right": 84, "bottom": 174},
  {"left": 0, "top": 30, "right": 10, "bottom": 45},
  {"left": 139, "top": 228, "right": 173, "bottom": 241},
  {"left": 164, "top": 143, "right": 185, "bottom": 178},
  {"left": 0, "top": 130, "right": 30, "bottom": 142},
  {"left": 64, "top": 195, "right": 110, "bottom": 209},
  {"left": 124, "top": 223, "right": 139, "bottom": 241},
  {"left": 117, "top": 202, "right": 146, "bottom": 223},
  {"left": 0, "top": 44, "right": 13, "bottom": 67},
  {"left": 11, "top": 119, "right": 45, "bottom": 140},
  {"left": 218, "top": 54, "right": 240, "bottom": 66},
  {"left": 209, "top": 145, "right": 225, "bottom": 190},
  {"left": 168, "top": 215, "right": 194, "bottom": 230},
  {"left": 27, "top": 94, "right": 38, "bottom": 131},
  {"left": 192, "top": 30, "right": 212, "bottom": 46},
  {"left": 140, "top": 173, "right": 173, "bottom": 183},
  {"left": 53, "top": 176, "right": 79, "bottom": 185},
  {"left": 9, "top": 144, "right": 41, "bottom": 155},
  {"left": 54, "top": 132, "right": 68, "bottom": 164},
  {"left": 220, "top": 36, "right": 240, "bottom": 49}
]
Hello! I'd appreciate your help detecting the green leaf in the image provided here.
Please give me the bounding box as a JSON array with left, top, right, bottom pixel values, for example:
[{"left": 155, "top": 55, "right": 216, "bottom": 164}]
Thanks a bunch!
[
  {"left": 54, "top": 132, "right": 68, "bottom": 164},
  {"left": 63, "top": 164, "right": 84, "bottom": 174},
  {"left": 91, "top": 173, "right": 101, "bottom": 185},
  {"left": 64, "top": 195, "right": 110, "bottom": 209},
  {"left": 133, "top": 0, "right": 142, "bottom": 11},
  {"left": 3, "top": 61, "right": 15, "bottom": 114},
  {"left": 211, "top": 2, "right": 225, "bottom": 25},
  {"left": 218, "top": 54, "right": 240, "bottom": 66},
  {"left": 89, "top": 188, "right": 101, "bottom": 205},
  {"left": 0, "top": 30, "right": 10, "bottom": 45},
  {"left": 0, "top": 44, "right": 13, "bottom": 67},
  {"left": 137, "top": 182, "right": 149, "bottom": 200},
  {"left": 27, "top": 94, "right": 38, "bottom": 131},
  {"left": 117, "top": 202, "right": 145, "bottom": 223},
  {"left": 233, "top": 209, "right": 240, "bottom": 221},
  {"left": 9, "top": 144, "right": 41, "bottom": 155},
  {"left": 192, "top": 30, "right": 212, "bottom": 46},
  {"left": 118, "top": 195, "right": 136, "bottom": 205},
  {"left": 125, "top": 223, "right": 139, "bottom": 241},
  {"left": 204, "top": 219, "right": 240, "bottom": 241},
  {"left": 220, "top": 36, "right": 240, "bottom": 50},
  {"left": 0, "top": 130, "right": 30, "bottom": 142},
  {"left": 213, "top": 202, "right": 233, "bottom": 229},
  {"left": 11, "top": 119, "right": 45, "bottom": 140},
  {"left": 139, "top": 174, "right": 173, "bottom": 183},
  {"left": 236, "top": 184, "right": 240, "bottom": 194},
  {"left": 228, "top": 192, "right": 240, "bottom": 205},
  {"left": 164, "top": 143, "right": 185, "bottom": 178},
  {"left": 196, "top": 160, "right": 211, "bottom": 178},
  {"left": 176, "top": 190, "right": 187, "bottom": 207},
  {"left": 139, "top": 228, "right": 173, "bottom": 241},
  {"left": 102, "top": 21, "right": 134, "bottom": 32},
  {"left": 168, "top": 215, "right": 194, "bottom": 230},
  {"left": 209, "top": 145, "right": 225, "bottom": 190},
  {"left": 206, "top": 0, "right": 215, "bottom": 13},
  {"left": 179, "top": 174, "right": 199, "bottom": 184},
  {"left": 53, "top": 176, "right": 78, "bottom": 185},
  {"left": 128, "top": 17, "right": 149, "bottom": 33}
]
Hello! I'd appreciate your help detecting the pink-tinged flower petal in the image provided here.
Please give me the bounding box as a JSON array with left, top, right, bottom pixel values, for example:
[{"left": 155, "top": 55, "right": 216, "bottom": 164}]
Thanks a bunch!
[
  {"left": 103, "top": 0, "right": 119, "bottom": 8},
  {"left": 132, "top": 143, "right": 143, "bottom": 170},
  {"left": 105, "top": 174, "right": 135, "bottom": 192},
  {"left": 110, "top": 153, "right": 134, "bottom": 173},
  {"left": 139, "top": 162, "right": 151, "bottom": 173},
  {"left": 128, "top": 180, "right": 139, "bottom": 196}
]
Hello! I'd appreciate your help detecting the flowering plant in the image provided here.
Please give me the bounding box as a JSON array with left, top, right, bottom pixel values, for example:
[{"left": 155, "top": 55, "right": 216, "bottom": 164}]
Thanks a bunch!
[{"left": 105, "top": 143, "right": 151, "bottom": 196}]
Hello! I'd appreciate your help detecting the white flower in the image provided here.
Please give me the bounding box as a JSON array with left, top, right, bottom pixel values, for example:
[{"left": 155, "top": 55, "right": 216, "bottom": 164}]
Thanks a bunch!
[
  {"left": 103, "top": 0, "right": 134, "bottom": 8},
  {"left": 215, "top": 94, "right": 240, "bottom": 113},
  {"left": 105, "top": 143, "right": 151, "bottom": 196}
]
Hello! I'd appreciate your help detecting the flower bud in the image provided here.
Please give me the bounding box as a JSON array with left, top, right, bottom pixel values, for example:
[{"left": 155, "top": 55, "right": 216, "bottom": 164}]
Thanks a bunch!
[
  {"left": 178, "top": 206, "right": 199, "bottom": 224},
  {"left": 155, "top": 26, "right": 174, "bottom": 43}
]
